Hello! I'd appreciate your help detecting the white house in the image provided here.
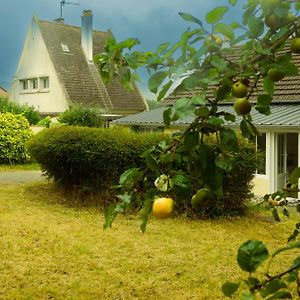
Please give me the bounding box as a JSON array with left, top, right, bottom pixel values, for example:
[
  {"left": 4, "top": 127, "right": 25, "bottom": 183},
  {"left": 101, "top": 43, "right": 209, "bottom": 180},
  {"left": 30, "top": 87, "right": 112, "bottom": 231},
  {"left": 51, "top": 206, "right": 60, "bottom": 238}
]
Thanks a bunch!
[{"left": 10, "top": 10, "right": 147, "bottom": 118}]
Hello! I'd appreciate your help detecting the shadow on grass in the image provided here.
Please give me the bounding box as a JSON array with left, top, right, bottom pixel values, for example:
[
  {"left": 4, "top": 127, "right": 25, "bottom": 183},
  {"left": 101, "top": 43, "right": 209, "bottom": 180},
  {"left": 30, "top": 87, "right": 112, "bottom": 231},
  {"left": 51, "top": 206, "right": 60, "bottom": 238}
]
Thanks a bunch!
[{"left": 23, "top": 182, "right": 118, "bottom": 211}]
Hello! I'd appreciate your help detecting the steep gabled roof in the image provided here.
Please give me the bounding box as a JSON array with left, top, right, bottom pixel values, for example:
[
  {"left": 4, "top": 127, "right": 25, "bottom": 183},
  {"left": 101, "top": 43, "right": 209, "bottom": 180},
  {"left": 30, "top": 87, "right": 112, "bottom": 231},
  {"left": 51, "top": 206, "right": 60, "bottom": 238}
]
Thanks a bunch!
[
  {"left": 0, "top": 86, "right": 8, "bottom": 98},
  {"left": 37, "top": 18, "right": 146, "bottom": 112}
]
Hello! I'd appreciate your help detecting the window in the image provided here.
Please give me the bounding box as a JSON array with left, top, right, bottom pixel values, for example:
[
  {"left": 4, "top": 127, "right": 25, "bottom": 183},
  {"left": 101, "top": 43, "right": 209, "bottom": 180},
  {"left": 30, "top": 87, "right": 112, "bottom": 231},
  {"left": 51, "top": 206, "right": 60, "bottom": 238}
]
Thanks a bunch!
[
  {"left": 256, "top": 133, "right": 266, "bottom": 175},
  {"left": 20, "top": 80, "right": 29, "bottom": 91},
  {"left": 61, "top": 43, "right": 70, "bottom": 53},
  {"left": 40, "top": 77, "right": 49, "bottom": 90},
  {"left": 31, "top": 78, "right": 38, "bottom": 90}
]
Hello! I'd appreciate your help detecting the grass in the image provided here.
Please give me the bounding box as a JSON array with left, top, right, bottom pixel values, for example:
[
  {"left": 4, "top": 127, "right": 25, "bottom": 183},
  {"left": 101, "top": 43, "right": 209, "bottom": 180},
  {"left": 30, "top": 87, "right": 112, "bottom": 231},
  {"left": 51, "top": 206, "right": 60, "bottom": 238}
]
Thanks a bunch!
[
  {"left": 0, "top": 182, "right": 298, "bottom": 299},
  {"left": 0, "top": 162, "right": 40, "bottom": 171}
]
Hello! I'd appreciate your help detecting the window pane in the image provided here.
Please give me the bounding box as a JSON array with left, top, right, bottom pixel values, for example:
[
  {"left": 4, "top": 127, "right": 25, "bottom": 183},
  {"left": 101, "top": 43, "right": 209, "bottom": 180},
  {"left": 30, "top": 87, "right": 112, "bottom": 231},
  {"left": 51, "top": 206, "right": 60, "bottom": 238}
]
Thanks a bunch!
[
  {"left": 32, "top": 78, "right": 38, "bottom": 89},
  {"left": 257, "top": 133, "right": 266, "bottom": 175}
]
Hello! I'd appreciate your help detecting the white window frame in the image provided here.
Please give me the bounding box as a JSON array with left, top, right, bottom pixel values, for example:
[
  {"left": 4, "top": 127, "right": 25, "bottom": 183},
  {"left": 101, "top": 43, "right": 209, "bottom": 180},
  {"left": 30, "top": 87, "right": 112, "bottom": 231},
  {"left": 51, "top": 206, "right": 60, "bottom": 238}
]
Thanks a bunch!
[
  {"left": 20, "top": 79, "right": 29, "bottom": 92},
  {"left": 39, "top": 77, "right": 49, "bottom": 92},
  {"left": 31, "top": 78, "right": 38, "bottom": 91}
]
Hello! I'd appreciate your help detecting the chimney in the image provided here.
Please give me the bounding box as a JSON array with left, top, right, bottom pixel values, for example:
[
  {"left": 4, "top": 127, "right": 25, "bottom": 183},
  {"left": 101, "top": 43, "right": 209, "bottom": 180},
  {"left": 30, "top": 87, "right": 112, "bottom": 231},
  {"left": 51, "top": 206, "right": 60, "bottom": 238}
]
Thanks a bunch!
[{"left": 81, "top": 10, "right": 93, "bottom": 62}]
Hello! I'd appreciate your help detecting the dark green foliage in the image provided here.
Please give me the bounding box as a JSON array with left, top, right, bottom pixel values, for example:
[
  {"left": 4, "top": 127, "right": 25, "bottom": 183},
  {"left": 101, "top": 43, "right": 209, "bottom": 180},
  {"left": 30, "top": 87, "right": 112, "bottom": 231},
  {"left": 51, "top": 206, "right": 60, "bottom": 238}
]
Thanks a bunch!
[
  {"left": 27, "top": 126, "right": 168, "bottom": 191},
  {"left": 58, "top": 105, "right": 103, "bottom": 127},
  {"left": 0, "top": 112, "right": 32, "bottom": 164},
  {"left": 0, "top": 97, "right": 40, "bottom": 125}
]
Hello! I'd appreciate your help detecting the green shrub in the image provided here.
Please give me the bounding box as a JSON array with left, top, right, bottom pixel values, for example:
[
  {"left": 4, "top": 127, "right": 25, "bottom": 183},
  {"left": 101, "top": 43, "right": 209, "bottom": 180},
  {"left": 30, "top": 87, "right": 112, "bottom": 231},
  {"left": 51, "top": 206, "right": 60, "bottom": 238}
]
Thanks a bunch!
[
  {"left": 0, "top": 112, "right": 33, "bottom": 164},
  {"left": 27, "top": 126, "right": 168, "bottom": 191},
  {"left": 58, "top": 105, "right": 103, "bottom": 127},
  {"left": 0, "top": 97, "right": 40, "bottom": 125}
]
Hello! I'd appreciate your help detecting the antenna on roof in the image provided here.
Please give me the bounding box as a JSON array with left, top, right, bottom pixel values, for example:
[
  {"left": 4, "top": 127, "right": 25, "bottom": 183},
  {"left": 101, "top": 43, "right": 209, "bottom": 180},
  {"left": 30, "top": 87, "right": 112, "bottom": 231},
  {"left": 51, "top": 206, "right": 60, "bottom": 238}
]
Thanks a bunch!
[{"left": 59, "top": 0, "right": 80, "bottom": 21}]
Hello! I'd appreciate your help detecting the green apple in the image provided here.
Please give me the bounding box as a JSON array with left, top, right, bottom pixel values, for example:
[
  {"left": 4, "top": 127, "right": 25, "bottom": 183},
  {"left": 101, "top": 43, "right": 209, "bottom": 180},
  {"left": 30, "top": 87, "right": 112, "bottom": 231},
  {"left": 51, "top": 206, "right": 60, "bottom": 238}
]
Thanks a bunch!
[
  {"left": 234, "top": 98, "right": 252, "bottom": 116},
  {"left": 291, "top": 37, "right": 300, "bottom": 54},
  {"left": 268, "top": 68, "right": 285, "bottom": 82},
  {"left": 232, "top": 81, "right": 248, "bottom": 98}
]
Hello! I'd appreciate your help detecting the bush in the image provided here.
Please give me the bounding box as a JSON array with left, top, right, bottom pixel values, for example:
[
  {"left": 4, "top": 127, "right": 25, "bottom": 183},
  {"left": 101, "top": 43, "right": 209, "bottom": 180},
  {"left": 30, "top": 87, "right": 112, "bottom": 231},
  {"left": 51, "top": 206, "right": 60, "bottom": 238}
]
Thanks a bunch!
[
  {"left": 0, "top": 97, "right": 40, "bottom": 125},
  {"left": 27, "top": 126, "right": 168, "bottom": 191},
  {"left": 0, "top": 112, "right": 33, "bottom": 164},
  {"left": 58, "top": 105, "right": 103, "bottom": 127},
  {"left": 165, "top": 135, "right": 257, "bottom": 217}
]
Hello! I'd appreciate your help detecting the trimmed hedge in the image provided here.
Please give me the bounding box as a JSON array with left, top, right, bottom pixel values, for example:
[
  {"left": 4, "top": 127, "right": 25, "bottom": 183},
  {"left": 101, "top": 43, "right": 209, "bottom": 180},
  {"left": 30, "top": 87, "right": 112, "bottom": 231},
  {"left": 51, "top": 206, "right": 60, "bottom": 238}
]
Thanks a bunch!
[
  {"left": 58, "top": 105, "right": 103, "bottom": 127},
  {"left": 27, "top": 126, "right": 168, "bottom": 190},
  {"left": 0, "top": 112, "right": 33, "bottom": 164}
]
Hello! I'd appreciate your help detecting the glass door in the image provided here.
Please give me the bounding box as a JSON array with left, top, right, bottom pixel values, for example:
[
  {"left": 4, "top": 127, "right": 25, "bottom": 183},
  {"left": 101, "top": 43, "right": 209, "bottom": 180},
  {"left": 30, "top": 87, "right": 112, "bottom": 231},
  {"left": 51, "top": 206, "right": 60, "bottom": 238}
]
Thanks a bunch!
[{"left": 276, "top": 133, "right": 287, "bottom": 191}]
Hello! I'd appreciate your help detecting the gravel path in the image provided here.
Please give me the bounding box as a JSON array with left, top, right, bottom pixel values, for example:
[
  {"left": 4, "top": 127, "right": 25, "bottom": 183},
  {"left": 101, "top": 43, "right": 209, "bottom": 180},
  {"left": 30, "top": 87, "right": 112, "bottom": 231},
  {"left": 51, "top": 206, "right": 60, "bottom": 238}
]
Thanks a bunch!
[{"left": 0, "top": 170, "right": 47, "bottom": 184}]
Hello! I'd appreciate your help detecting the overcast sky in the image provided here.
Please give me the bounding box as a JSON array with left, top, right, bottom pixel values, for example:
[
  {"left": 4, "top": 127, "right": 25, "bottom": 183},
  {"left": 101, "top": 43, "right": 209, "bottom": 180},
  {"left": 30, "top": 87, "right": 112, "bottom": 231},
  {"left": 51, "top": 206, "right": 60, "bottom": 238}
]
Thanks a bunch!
[{"left": 0, "top": 0, "right": 245, "bottom": 98}]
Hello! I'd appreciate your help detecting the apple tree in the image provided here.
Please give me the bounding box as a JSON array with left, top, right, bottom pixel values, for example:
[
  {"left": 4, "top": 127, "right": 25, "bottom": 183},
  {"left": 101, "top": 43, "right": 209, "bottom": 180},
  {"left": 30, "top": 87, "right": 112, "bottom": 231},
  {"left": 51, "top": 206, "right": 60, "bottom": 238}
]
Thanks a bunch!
[{"left": 95, "top": 0, "right": 300, "bottom": 231}]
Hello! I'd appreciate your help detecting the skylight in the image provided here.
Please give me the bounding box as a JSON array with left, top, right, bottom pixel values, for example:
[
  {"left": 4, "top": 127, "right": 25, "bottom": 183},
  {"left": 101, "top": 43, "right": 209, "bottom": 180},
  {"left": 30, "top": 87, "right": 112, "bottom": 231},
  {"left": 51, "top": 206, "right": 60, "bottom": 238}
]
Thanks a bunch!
[{"left": 61, "top": 43, "right": 70, "bottom": 53}]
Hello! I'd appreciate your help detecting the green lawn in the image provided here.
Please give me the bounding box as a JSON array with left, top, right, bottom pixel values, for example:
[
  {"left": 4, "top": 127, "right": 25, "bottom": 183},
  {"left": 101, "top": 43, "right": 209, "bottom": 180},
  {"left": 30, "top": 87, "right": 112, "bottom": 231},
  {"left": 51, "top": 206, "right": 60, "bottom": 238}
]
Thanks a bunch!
[
  {"left": 0, "top": 182, "right": 298, "bottom": 299},
  {"left": 0, "top": 163, "right": 40, "bottom": 171}
]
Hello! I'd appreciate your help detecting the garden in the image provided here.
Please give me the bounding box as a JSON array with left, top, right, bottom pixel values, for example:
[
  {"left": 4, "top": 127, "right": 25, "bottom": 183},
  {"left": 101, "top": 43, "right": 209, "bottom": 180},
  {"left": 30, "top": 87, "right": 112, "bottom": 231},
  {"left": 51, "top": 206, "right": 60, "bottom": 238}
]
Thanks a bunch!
[{"left": 1, "top": 0, "right": 300, "bottom": 298}]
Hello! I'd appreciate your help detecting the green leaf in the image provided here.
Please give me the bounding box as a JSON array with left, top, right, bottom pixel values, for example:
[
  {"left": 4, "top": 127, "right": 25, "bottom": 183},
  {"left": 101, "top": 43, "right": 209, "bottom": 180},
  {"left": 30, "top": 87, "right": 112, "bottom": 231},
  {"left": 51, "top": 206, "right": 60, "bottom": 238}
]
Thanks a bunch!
[
  {"left": 260, "top": 279, "right": 287, "bottom": 298},
  {"left": 157, "top": 81, "right": 173, "bottom": 101},
  {"left": 229, "top": 0, "right": 237, "bottom": 6},
  {"left": 163, "top": 107, "right": 172, "bottom": 127},
  {"left": 263, "top": 77, "right": 275, "bottom": 96},
  {"left": 207, "top": 116, "right": 224, "bottom": 126},
  {"left": 216, "top": 84, "right": 232, "bottom": 101},
  {"left": 172, "top": 98, "right": 195, "bottom": 121},
  {"left": 116, "top": 38, "right": 140, "bottom": 50},
  {"left": 219, "top": 127, "right": 238, "bottom": 151},
  {"left": 195, "top": 106, "right": 210, "bottom": 118},
  {"left": 148, "top": 71, "right": 167, "bottom": 94},
  {"left": 272, "top": 240, "right": 300, "bottom": 258},
  {"left": 222, "top": 281, "right": 240, "bottom": 297},
  {"left": 214, "top": 23, "right": 235, "bottom": 40},
  {"left": 192, "top": 95, "right": 207, "bottom": 106},
  {"left": 211, "top": 56, "right": 228, "bottom": 72},
  {"left": 248, "top": 16, "right": 264, "bottom": 38},
  {"left": 272, "top": 208, "right": 281, "bottom": 222},
  {"left": 237, "top": 240, "right": 269, "bottom": 273},
  {"left": 119, "top": 168, "right": 142, "bottom": 188},
  {"left": 285, "top": 270, "right": 298, "bottom": 282},
  {"left": 179, "top": 12, "right": 203, "bottom": 27},
  {"left": 255, "top": 95, "right": 273, "bottom": 116},
  {"left": 172, "top": 173, "right": 191, "bottom": 189},
  {"left": 206, "top": 6, "right": 229, "bottom": 24},
  {"left": 295, "top": 2, "right": 300, "bottom": 11},
  {"left": 140, "top": 189, "right": 156, "bottom": 233},
  {"left": 183, "top": 131, "right": 199, "bottom": 150},
  {"left": 103, "top": 201, "right": 128, "bottom": 230},
  {"left": 288, "top": 167, "right": 300, "bottom": 184},
  {"left": 241, "top": 292, "right": 256, "bottom": 300},
  {"left": 142, "top": 149, "right": 160, "bottom": 174},
  {"left": 283, "top": 208, "right": 289, "bottom": 218},
  {"left": 215, "top": 154, "right": 234, "bottom": 172},
  {"left": 266, "top": 291, "right": 292, "bottom": 299}
]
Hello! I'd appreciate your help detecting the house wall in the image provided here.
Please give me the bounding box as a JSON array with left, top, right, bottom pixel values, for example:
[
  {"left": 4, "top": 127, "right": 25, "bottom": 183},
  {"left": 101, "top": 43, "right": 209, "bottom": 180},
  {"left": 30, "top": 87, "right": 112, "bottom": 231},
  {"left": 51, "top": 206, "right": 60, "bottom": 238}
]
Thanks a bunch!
[{"left": 10, "top": 17, "right": 69, "bottom": 115}]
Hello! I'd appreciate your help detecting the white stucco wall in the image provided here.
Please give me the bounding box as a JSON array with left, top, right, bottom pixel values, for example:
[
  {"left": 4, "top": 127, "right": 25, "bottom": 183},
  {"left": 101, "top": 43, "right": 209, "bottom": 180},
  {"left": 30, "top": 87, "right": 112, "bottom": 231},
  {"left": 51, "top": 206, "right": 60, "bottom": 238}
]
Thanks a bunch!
[{"left": 10, "top": 17, "right": 69, "bottom": 114}]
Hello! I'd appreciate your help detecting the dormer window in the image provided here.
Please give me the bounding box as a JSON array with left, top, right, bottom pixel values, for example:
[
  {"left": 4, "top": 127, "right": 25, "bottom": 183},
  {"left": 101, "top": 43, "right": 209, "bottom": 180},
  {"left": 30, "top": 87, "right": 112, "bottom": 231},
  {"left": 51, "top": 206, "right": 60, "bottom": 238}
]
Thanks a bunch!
[{"left": 61, "top": 43, "right": 70, "bottom": 53}]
